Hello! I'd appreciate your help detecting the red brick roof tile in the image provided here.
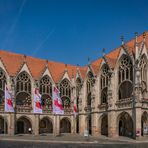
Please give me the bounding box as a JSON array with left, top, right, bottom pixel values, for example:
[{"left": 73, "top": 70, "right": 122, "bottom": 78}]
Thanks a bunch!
[{"left": 0, "top": 32, "right": 147, "bottom": 81}]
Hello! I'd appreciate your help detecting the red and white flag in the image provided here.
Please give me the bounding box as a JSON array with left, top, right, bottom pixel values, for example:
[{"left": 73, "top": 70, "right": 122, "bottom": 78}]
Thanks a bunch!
[
  {"left": 5, "top": 85, "right": 14, "bottom": 112},
  {"left": 73, "top": 97, "right": 78, "bottom": 117},
  {"left": 53, "top": 87, "right": 64, "bottom": 115},
  {"left": 33, "top": 88, "right": 42, "bottom": 114}
]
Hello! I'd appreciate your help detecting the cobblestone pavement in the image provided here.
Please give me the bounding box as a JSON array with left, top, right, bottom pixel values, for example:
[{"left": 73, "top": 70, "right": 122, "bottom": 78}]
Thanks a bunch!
[{"left": 0, "top": 134, "right": 147, "bottom": 144}]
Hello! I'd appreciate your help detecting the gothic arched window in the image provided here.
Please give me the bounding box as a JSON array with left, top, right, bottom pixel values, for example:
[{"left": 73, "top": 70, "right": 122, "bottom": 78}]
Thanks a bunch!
[
  {"left": 0, "top": 68, "right": 6, "bottom": 104},
  {"left": 118, "top": 55, "right": 133, "bottom": 100},
  {"left": 139, "top": 55, "right": 147, "bottom": 95},
  {"left": 16, "top": 71, "right": 31, "bottom": 106},
  {"left": 86, "top": 71, "right": 94, "bottom": 106},
  {"left": 40, "top": 75, "right": 52, "bottom": 109},
  {"left": 60, "top": 79, "right": 71, "bottom": 108},
  {"left": 76, "top": 77, "right": 82, "bottom": 109},
  {"left": 100, "top": 64, "right": 109, "bottom": 104}
]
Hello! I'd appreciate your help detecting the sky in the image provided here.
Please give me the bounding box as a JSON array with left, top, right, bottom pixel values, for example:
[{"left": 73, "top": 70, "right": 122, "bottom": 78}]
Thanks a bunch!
[{"left": 0, "top": 0, "right": 148, "bottom": 66}]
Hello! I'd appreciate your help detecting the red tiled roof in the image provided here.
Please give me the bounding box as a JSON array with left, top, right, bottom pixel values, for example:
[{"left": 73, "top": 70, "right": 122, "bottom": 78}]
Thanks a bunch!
[
  {"left": 0, "top": 50, "right": 24, "bottom": 76},
  {"left": 91, "top": 58, "right": 102, "bottom": 74},
  {"left": 0, "top": 32, "right": 147, "bottom": 81},
  {"left": 91, "top": 32, "right": 148, "bottom": 71}
]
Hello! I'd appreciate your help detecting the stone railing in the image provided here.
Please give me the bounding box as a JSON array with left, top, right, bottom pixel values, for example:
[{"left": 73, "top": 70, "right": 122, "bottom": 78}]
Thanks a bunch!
[
  {"left": 64, "top": 108, "right": 72, "bottom": 114},
  {"left": 16, "top": 105, "right": 32, "bottom": 113},
  {"left": 115, "top": 98, "right": 133, "bottom": 108},
  {"left": 42, "top": 106, "right": 52, "bottom": 114},
  {"left": 142, "top": 98, "right": 148, "bottom": 108},
  {"left": 98, "top": 103, "right": 108, "bottom": 111},
  {"left": 84, "top": 105, "right": 91, "bottom": 112}
]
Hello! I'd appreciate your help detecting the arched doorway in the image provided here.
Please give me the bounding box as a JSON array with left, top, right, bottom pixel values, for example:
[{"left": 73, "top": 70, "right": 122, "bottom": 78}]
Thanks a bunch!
[
  {"left": 118, "top": 112, "right": 133, "bottom": 137},
  {"left": 60, "top": 118, "right": 71, "bottom": 133},
  {"left": 0, "top": 116, "right": 8, "bottom": 134},
  {"left": 16, "top": 117, "right": 32, "bottom": 134},
  {"left": 76, "top": 116, "right": 79, "bottom": 133},
  {"left": 39, "top": 117, "right": 53, "bottom": 134},
  {"left": 141, "top": 112, "right": 148, "bottom": 136},
  {"left": 87, "top": 93, "right": 92, "bottom": 135},
  {"left": 88, "top": 115, "right": 92, "bottom": 135},
  {"left": 101, "top": 115, "right": 108, "bottom": 136}
]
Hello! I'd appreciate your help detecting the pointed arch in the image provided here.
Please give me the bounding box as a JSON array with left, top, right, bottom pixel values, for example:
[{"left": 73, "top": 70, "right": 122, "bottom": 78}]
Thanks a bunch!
[
  {"left": 0, "top": 115, "right": 8, "bottom": 134},
  {"left": 100, "top": 114, "right": 108, "bottom": 136},
  {"left": 139, "top": 54, "right": 147, "bottom": 95},
  {"left": 76, "top": 77, "right": 82, "bottom": 109},
  {"left": 16, "top": 71, "right": 31, "bottom": 107},
  {"left": 100, "top": 64, "right": 110, "bottom": 104},
  {"left": 86, "top": 71, "right": 94, "bottom": 95},
  {"left": 39, "top": 117, "right": 53, "bottom": 134},
  {"left": 39, "top": 75, "right": 52, "bottom": 110},
  {"left": 60, "top": 78, "right": 71, "bottom": 109},
  {"left": 16, "top": 116, "right": 32, "bottom": 134},
  {"left": 141, "top": 111, "right": 148, "bottom": 136},
  {"left": 0, "top": 68, "right": 6, "bottom": 105},
  {"left": 118, "top": 55, "right": 133, "bottom": 100},
  {"left": 117, "top": 112, "right": 133, "bottom": 137},
  {"left": 60, "top": 117, "right": 71, "bottom": 133}
]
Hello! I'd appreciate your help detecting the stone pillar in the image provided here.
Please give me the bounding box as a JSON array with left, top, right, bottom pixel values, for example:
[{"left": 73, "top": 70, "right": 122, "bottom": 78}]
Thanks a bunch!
[
  {"left": 135, "top": 107, "right": 142, "bottom": 139},
  {"left": 91, "top": 113, "right": 99, "bottom": 136},
  {"left": 71, "top": 115, "right": 76, "bottom": 134},
  {"left": 108, "top": 111, "right": 118, "bottom": 138},
  {"left": 79, "top": 114, "right": 85, "bottom": 136},
  {"left": 8, "top": 113, "right": 15, "bottom": 135},
  {"left": 54, "top": 115, "right": 60, "bottom": 136},
  {"left": 34, "top": 114, "right": 39, "bottom": 135}
]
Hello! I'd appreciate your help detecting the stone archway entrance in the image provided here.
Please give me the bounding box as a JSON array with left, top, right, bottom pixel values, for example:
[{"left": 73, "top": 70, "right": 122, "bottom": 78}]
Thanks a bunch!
[
  {"left": 0, "top": 116, "right": 7, "bottom": 134},
  {"left": 141, "top": 112, "right": 148, "bottom": 136},
  {"left": 101, "top": 115, "right": 108, "bottom": 136},
  {"left": 16, "top": 117, "right": 32, "bottom": 134},
  {"left": 39, "top": 117, "right": 53, "bottom": 134},
  {"left": 118, "top": 112, "right": 133, "bottom": 137},
  {"left": 60, "top": 118, "right": 71, "bottom": 133},
  {"left": 76, "top": 116, "right": 79, "bottom": 133}
]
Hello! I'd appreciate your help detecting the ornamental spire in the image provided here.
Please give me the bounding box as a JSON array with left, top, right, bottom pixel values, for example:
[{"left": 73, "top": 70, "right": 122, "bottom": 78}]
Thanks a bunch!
[
  {"left": 143, "top": 32, "right": 146, "bottom": 42},
  {"left": 120, "top": 35, "right": 124, "bottom": 45},
  {"left": 87, "top": 57, "right": 91, "bottom": 65},
  {"left": 102, "top": 48, "right": 105, "bottom": 57},
  {"left": 135, "top": 32, "right": 138, "bottom": 45}
]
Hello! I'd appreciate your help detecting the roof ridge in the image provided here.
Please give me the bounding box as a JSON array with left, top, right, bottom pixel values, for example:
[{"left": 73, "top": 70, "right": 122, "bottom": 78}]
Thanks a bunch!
[{"left": 0, "top": 49, "right": 79, "bottom": 67}]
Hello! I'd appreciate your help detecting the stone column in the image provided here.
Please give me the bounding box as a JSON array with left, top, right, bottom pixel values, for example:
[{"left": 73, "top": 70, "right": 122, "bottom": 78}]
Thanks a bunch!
[
  {"left": 71, "top": 116, "right": 75, "bottom": 134},
  {"left": 79, "top": 114, "right": 85, "bottom": 136},
  {"left": 34, "top": 114, "right": 39, "bottom": 135},
  {"left": 108, "top": 111, "right": 118, "bottom": 137},
  {"left": 91, "top": 113, "right": 99, "bottom": 136},
  {"left": 53, "top": 115, "right": 60, "bottom": 136},
  {"left": 135, "top": 107, "right": 142, "bottom": 139},
  {"left": 8, "top": 113, "right": 15, "bottom": 135}
]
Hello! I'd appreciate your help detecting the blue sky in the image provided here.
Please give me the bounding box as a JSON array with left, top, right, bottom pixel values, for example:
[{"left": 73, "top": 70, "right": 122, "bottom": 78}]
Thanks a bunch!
[{"left": 0, "top": 0, "right": 148, "bottom": 66}]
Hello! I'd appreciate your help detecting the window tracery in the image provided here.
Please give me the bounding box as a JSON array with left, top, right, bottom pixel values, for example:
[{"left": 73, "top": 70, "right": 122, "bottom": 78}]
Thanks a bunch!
[
  {"left": 118, "top": 55, "right": 133, "bottom": 100},
  {"left": 16, "top": 71, "right": 31, "bottom": 106},
  {"left": 39, "top": 75, "right": 52, "bottom": 109},
  {"left": 100, "top": 64, "right": 109, "bottom": 104},
  {"left": 0, "top": 68, "right": 6, "bottom": 104},
  {"left": 86, "top": 71, "right": 94, "bottom": 107},
  {"left": 139, "top": 55, "right": 147, "bottom": 93},
  {"left": 76, "top": 77, "right": 82, "bottom": 109},
  {"left": 60, "top": 79, "right": 71, "bottom": 108},
  {"left": 86, "top": 72, "right": 94, "bottom": 94},
  {"left": 119, "top": 56, "right": 133, "bottom": 84}
]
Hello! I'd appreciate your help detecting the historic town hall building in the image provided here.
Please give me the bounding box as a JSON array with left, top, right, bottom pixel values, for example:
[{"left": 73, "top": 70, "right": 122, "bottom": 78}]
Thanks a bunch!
[{"left": 0, "top": 32, "right": 148, "bottom": 139}]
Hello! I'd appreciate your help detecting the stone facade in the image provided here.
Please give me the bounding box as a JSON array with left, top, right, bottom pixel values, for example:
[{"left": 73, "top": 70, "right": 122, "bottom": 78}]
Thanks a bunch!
[{"left": 0, "top": 32, "right": 148, "bottom": 139}]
